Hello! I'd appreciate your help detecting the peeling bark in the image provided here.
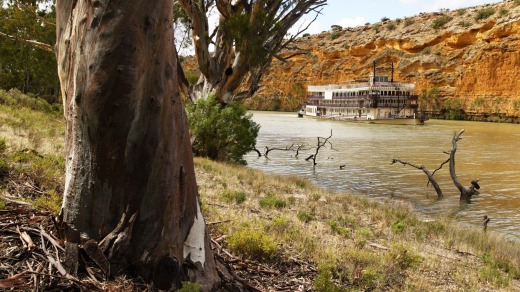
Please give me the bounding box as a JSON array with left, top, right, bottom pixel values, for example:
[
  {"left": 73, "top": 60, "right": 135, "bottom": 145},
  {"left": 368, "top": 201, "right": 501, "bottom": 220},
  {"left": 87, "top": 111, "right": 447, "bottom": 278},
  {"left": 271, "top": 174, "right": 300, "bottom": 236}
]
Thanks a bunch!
[{"left": 55, "top": 0, "right": 217, "bottom": 290}]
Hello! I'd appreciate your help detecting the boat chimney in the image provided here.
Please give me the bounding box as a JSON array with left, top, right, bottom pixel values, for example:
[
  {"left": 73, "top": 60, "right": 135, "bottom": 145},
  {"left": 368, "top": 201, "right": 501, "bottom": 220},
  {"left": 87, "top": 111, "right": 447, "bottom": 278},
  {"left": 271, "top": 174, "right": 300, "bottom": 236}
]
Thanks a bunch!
[{"left": 391, "top": 62, "right": 394, "bottom": 83}]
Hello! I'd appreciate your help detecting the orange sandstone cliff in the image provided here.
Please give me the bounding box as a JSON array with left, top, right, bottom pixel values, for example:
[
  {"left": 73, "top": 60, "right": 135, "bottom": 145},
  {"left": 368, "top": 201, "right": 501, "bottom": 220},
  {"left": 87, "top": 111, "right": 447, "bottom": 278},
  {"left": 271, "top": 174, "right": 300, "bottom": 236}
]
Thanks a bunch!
[{"left": 247, "top": 1, "right": 520, "bottom": 120}]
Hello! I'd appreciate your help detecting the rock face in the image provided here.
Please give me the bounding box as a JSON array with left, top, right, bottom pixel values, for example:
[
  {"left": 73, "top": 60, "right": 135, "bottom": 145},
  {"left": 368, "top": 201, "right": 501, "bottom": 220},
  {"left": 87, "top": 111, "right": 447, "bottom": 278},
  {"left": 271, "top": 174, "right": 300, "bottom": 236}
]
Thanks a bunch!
[{"left": 251, "top": 1, "right": 520, "bottom": 119}]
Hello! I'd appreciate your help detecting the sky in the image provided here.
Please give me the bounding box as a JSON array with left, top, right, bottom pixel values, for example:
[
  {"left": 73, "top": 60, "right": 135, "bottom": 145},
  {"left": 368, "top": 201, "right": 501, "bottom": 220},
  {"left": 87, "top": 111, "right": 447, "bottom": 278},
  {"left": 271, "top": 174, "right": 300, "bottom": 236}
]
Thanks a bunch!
[{"left": 294, "top": 0, "right": 503, "bottom": 35}]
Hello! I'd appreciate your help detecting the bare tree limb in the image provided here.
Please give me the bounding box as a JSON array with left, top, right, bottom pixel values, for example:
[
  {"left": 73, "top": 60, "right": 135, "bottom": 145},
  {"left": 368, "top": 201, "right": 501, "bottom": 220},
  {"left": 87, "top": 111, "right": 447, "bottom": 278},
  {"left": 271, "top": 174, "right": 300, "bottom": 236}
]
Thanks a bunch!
[
  {"left": 391, "top": 159, "right": 443, "bottom": 198},
  {"left": 0, "top": 31, "right": 53, "bottom": 53}
]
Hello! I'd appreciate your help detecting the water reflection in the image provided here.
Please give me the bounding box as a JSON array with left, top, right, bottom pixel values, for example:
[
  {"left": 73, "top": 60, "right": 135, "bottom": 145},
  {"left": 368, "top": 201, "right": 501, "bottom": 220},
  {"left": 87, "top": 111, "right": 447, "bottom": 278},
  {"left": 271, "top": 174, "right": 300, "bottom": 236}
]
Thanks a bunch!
[{"left": 245, "top": 111, "right": 520, "bottom": 241}]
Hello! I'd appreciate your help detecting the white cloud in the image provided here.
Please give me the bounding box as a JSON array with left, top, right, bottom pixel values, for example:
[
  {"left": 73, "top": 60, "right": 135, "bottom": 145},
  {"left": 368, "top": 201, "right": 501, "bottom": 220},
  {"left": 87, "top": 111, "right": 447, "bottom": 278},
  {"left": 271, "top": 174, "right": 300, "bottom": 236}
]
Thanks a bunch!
[
  {"left": 289, "top": 16, "right": 324, "bottom": 36},
  {"left": 339, "top": 16, "right": 367, "bottom": 28}
]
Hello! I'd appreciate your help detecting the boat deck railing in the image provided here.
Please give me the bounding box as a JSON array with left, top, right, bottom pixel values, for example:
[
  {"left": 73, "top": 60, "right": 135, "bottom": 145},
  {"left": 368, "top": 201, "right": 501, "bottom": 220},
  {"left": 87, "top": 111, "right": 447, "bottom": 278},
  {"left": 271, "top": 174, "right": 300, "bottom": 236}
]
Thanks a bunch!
[{"left": 308, "top": 82, "right": 415, "bottom": 91}]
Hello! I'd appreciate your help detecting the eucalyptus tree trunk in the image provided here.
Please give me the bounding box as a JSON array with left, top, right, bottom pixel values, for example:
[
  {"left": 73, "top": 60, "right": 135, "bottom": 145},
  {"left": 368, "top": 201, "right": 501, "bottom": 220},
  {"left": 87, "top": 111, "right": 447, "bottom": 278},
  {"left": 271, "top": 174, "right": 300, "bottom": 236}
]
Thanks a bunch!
[{"left": 55, "top": 1, "right": 217, "bottom": 290}]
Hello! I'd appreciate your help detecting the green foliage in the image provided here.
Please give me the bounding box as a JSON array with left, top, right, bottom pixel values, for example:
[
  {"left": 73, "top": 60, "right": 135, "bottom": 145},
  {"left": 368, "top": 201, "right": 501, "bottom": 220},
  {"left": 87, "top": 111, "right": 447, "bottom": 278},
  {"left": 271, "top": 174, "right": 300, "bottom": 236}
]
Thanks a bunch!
[
  {"left": 221, "top": 190, "right": 246, "bottom": 204},
  {"left": 499, "top": 8, "right": 509, "bottom": 16},
  {"left": 420, "top": 87, "right": 441, "bottom": 111},
  {"left": 403, "top": 18, "right": 415, "bottom": 27},
  {"left": 259, "top": 193, "right": 287, "bottom": 209},
  {"left": 443, "top": 98, "right": 465, "bottom": 120},
  {"left": 328, "top": 220, "right": 350, "bottom": 237},
  {"left": 302, "top": 33, "right": 310, "bottom": 38},
  {"left": 473, "top": 96, "right": 486, "bottom": 108},
  {"left": 186, "top": 95, "right": 259, "bottom": 164},
  {"left": 381, "top": 17, "right": 390, "bottom": 22},
  {"left": 314, "top": 268, "right": 344, "bottom": 292},
  {"left": 479, "top": 265, "right": 511, "bottom": 288},
  {"left": 0, "top": 2, "right": 58, "bottom": 102},
  {"left": 227, "top": 225, "right": 278, "bottom": 261},
  {"left": 184, "top": 70, "right": 200, "bottom": 85},
  {"left": 458, "top": 20, "right": 473, "bottom": 28},
  {"left": 0, "top": 89, "right": 61, "bottom": 114},
  {"left": 33, "top": 189, "right": 61, "bottom": 213},
  {"left": 9, "top": 149, "right": 65, "bottom": 193},
  {"left": 456, "top": 8, "right": 467, "bottom": 16},
  {"left": 329, "top": 31, "right": 342, "bottom": 40},
  {"left": 432, "top": 15, "right": 453, "bottom": 29},
  {"left": 355, "top": 227, "right": 373, "bottom": 238},
  {"left": 330, "top": 25, "right": 342, "bottom": 32},
  {"left": 386, "top": 22, "right": 396, "bottom": 31},
  {"left": 475, "top": 7, "right": 496, "bottom": 21},
  {"left": 178, "top": 281, "right": 202, "bottom": 292},
  {"left": 422, "top": 47, "right": 431, "bottom": 54},
  {"left": 297, "top": 210, "right": 316, "bottom": 223},
  {"left": 386, "top": 245, "right": 422, "bottom": 270},
  {"left": 391, "top": 220, "right": 406, "bottom": 233},
  {"left": 372, "top": 23, "right": 381, "bottom": 33}
]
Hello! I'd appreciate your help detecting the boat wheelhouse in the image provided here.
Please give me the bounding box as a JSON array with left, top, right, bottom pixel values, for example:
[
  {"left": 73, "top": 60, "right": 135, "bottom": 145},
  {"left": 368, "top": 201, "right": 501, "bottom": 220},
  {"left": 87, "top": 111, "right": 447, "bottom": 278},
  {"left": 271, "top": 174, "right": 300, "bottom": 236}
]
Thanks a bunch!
[{"left": 303, "top": 73, "right": 425, "bottom": 125}]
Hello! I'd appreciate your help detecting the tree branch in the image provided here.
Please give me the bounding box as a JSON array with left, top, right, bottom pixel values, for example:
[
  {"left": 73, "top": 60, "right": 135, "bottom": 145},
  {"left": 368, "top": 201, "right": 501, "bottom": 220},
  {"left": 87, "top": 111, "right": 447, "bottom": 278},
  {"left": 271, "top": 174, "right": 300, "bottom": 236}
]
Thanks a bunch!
[{"left": 0, "top": 31, "right": 53, "bottom": 53}]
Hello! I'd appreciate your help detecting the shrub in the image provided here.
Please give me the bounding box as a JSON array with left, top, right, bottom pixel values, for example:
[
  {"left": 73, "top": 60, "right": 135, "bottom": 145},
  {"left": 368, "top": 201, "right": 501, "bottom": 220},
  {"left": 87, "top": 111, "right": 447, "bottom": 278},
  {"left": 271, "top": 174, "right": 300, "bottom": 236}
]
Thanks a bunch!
[
  {"left": 302, "top": 33, "right": 310, "bottom": 38},
  {"left": 459, "top": 20, "right": 473, "bottom": 28},
  {"left": 456, "top": 8, "right": 467, "bottom": 16},
  {"left": 475, "top": 7, "right": 496, "bottom": 21},
  {"left": 259, "top": 193, "right": 287, "bottom": 209},
  {"left": 297, "top": 210, "right": 316, "bottom": 223},
  {"left": 381, "top": 17, "right": 390, "bottom": 22},
  {"left": 403, "top": 18, "right": 415, "bottom": 27},
  {"left": 391, "top": 220, "right": 406, "bottom": 233},
  {"left": 330, "top": 31, "right": 342, "bottom": 40},
  {"left": 372, "top": 23, "right": 381, "bottom": 33},
  {"left": 386, "top": 22, "right": 396, "bottom": 31},
  {"left": 221, "top": 190, "right": 247, "bottom": 204},
  {"left": 432, "top": 15, "right": 453, "bottom": 29},
  {"left": 499, "top": 8, "right": 509, "bottom": 16},
  {"left": 227, "top": 226, "right": 278, "bottom": 260},
  {"left": 328, "top": 220, "right": 350, "bottom": 237},
  {"left": 186, "top": 95, "right": 260, "bottom": 164}
]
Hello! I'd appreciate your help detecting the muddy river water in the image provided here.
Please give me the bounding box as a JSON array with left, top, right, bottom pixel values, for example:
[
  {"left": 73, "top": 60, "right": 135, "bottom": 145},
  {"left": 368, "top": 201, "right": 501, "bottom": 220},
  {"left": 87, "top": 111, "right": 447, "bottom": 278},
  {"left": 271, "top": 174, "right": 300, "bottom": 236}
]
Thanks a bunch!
[{"left": 244, "top": 111, "right": 520, "bottom": 241}]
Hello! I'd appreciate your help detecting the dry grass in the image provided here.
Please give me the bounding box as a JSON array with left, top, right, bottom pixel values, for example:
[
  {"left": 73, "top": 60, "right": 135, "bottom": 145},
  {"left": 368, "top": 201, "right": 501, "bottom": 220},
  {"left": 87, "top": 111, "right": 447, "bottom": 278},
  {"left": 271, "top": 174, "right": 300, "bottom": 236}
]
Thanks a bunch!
[
  {"left": 1, "top": 91, "right": 520, "bottom": 290},
  {"left": 195, "top": 157, "right": 520, "bottom": 291}
]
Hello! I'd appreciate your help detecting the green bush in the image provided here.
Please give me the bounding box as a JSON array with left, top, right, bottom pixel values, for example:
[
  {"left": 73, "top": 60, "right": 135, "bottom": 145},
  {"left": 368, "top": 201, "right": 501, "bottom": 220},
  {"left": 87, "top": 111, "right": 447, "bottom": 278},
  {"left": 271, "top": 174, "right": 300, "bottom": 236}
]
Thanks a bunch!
[
  {"left": 221, "top": 190, "right": 246, "bottom": 204},
  {"left": 475, "top": 7, "right": 496, "bottom": 21},
  {"left": 499, "top": 8, "right": 509, "bottom": 16},
  {"left": 227, "top": 226, "right": 278, "bottom": 260},
  {"left": 391, "top": 220, "right": 406, "bottom": 233},
  {"left": 186, "top": 95, "right": 259, "bottom": 164},
  {"left": 432, "top": 15, "right": 453, "bottom": 29},
  {"left": 386, "top": 22, "right": 396, "bottom": 31},
  {"left": 259, "top": 193, "right": 287, "bottom": 209},
  {"left": 459, "top": 20, "right": 473, "bottom": 28},
  {"left": 297, "top": 210, "right": 316, "bottom": 223},
  {"left": 330, "top": 31, "right": 342, "bottom": 40},
  {"left": 403, "top": 18, "right": 415, "bottom": 27}
]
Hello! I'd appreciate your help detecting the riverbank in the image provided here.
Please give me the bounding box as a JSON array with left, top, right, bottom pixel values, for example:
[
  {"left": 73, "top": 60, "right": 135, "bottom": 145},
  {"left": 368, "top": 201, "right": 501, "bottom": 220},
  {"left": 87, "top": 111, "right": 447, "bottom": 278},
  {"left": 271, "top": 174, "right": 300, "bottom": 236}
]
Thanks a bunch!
[
  {"left": 195, "top": 158, "right": 520, "bottom": 291},
  {"left": 1, "top": 91, "right": 520, "bottom": 290}
]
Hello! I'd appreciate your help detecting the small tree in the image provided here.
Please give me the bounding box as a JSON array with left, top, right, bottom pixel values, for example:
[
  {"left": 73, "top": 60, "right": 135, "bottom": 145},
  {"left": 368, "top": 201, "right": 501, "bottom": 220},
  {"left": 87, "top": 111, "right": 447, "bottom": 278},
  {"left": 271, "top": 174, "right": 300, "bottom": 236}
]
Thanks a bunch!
[{"left": 187, "top": 95, "right": 259, "bottom": 164}]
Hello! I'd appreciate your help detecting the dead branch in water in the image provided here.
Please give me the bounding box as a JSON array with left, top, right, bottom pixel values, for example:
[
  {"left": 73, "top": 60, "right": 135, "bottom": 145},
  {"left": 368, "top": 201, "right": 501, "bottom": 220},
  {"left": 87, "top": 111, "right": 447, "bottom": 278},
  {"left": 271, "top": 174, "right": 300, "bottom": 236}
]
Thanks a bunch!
[
  {"left": 449, "top": 129, "right": 480, "bottom": 201},
  {"left": 390, "top": 159, "right": 446, "bottom": 198},
  {"left": 306, "top": 130, "right": 334, "bottom": 167}
]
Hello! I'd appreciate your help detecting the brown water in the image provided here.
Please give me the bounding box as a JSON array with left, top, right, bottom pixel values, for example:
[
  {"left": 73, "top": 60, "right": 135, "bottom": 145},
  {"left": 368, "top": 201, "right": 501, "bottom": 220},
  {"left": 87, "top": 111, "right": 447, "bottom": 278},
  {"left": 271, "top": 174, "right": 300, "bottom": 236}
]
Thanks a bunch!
[{"left": 245, "top": 111, "right": 520, "bottom": 241}]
